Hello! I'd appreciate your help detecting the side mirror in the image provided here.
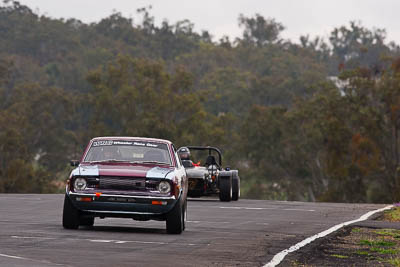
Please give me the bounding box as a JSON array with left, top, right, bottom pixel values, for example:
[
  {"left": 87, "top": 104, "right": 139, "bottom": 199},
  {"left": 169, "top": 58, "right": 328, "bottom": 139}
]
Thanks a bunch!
[{"left": 70, "top": 160, "right": 80, "bottom": 167}]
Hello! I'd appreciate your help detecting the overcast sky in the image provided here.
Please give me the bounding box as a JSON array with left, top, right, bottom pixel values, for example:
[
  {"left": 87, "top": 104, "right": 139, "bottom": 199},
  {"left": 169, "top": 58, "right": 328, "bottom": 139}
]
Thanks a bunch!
[{"left": 15, "top": 0, "right": 400, "bottom": 44}]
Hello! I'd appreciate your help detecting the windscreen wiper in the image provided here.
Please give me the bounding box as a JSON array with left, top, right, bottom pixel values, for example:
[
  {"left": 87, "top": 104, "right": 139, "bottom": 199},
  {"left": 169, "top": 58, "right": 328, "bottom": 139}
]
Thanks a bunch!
[
  {"left": 133, "top": 161, "right": 170, "bottom": 165},
  {"left": 88, "top": 159, "right": 131, "bottom": 164}
]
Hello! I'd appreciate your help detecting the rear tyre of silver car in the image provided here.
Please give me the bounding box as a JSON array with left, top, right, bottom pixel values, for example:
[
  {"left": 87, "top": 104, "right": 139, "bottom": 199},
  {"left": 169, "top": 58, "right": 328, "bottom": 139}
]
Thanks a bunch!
[
  {"left": 232, "top": 171, "right": 240, "bottom": 201},
  {"left": 166, "top": 198, "right": 185, "bottom": 234},
  {"left": 62, "top": 194, "right": 80, "bottom": 229},
  {"left": 219, "top": 175, "right": 232, "bottom": 202}
]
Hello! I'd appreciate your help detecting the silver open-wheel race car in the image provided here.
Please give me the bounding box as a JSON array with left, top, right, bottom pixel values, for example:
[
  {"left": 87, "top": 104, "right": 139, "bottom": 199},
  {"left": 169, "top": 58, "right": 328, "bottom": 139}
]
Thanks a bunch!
[{"left": 177, "top": 146, "right": 240, "bottom": 201}]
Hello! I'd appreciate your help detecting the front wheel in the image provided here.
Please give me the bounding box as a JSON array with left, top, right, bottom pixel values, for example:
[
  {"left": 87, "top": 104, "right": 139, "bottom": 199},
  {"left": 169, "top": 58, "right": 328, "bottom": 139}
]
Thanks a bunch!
[
  {"left": 219, "top": 175, "right": 232, "bottom": 202},
  {"left": 62, "top": 194, "right": 80, "bottom": 229},
  {"left": 166, "top": 198, "right": 185, "bottom": 234},
  {"left": 232, "top": 171, "right": 240, "bottom": 201}
]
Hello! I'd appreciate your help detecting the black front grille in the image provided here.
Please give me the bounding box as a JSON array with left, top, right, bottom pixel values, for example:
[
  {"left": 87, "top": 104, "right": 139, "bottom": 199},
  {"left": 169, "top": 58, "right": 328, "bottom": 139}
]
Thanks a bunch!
[
  {"left": 145, "top": 180, "right": 159, "bottom": 190},
  {"left": 99, "top": 176, "right": 146, "bottom": 191},
  {"left": 80, "top": 177, "right": 99, "bottom": 189}
]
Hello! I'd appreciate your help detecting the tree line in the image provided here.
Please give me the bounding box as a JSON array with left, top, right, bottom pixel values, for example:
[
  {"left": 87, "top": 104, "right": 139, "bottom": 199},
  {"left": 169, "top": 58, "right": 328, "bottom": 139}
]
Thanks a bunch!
[{"left": 1, "top": 1, "right": 400, "bottom": 203}]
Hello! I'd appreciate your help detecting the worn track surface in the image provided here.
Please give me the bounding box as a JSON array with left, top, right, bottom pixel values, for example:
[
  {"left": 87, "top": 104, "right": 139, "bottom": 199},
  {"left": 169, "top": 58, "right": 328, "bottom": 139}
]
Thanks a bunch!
[{"left": 0, "top": 194, "right": 387, "bottom": 266}]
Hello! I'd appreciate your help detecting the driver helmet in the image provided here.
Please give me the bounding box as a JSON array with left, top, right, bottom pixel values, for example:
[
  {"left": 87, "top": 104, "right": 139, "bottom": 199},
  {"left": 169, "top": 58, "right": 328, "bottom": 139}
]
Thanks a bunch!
[{"left": 178, "top": 147, "right": 191, "bottom": 160}]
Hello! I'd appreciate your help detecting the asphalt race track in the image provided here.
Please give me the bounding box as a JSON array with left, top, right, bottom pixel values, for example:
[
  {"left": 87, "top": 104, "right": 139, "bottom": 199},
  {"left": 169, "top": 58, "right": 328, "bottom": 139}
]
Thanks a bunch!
[{"left": 0, "top": 194, "right": 387, "bottom": 267}]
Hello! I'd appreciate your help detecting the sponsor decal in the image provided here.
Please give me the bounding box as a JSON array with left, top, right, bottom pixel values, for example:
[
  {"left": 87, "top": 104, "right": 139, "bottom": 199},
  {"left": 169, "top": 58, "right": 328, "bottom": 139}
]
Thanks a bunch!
[
  {"left": 93, "top": 140, "right": 113, "bottom": 146},
  {"left": 113, "top": 141, "right": 133, "bottom": 145},
  {"left": 134, "top": 142, "right": 145, "bottom": 146},
  {"left": 146, "top": 143, "right": 158, "bottom": 147},
  {"left": 132, "top": 142, "right": 159, "bottom": 148}
]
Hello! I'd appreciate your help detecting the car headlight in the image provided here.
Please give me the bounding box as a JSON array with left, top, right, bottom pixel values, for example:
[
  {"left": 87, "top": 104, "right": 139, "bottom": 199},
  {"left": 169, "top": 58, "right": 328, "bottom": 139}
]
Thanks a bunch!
[
  {"left": 74, "top": 178, "right": 87, "bottom": 190},
  {"left": 158, "top": 181, "right": 171, "bottom": 194}
]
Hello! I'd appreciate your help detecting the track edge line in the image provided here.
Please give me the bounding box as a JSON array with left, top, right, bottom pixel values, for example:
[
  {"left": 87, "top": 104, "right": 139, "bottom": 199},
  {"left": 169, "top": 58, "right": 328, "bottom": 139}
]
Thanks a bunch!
[{"left": 262, "top": 205, "right": 394, "bottom": 267}]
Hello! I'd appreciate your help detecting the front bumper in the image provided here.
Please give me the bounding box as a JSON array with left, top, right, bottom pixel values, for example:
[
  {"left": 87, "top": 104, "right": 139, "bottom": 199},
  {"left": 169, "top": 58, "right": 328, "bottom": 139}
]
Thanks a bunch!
[{"left": 67, "top": 191, "right": 177, "bottom": 218}]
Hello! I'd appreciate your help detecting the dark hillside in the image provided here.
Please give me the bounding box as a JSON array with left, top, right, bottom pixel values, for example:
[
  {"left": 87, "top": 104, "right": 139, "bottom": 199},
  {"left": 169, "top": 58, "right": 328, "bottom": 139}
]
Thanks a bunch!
[{"left": 1, "top": 1, "right": 400, "bottom": 203}]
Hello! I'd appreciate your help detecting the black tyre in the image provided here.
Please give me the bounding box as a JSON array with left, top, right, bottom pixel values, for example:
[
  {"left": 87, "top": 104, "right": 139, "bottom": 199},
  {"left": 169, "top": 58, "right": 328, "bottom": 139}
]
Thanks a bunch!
[
  {"left": 166, "top": 198, "right": 185, "bottom": 234},
  {"left": 232, "top": 171, "right": 240, "bottom": 201},
  {"left": 80, "top": 217, "right": 95, "bottom": 227},
  {"left": 62, "top": 194, "right": 80, "bottom": 229},
  {"left": 219, "top": 175, "right": 232, "bottom": 202}
]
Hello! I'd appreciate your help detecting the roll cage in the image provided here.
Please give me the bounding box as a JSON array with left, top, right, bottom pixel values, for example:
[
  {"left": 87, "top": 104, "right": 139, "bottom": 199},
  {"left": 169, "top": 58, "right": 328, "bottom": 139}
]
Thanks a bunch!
[{"left": 181, "top": 146, "right": 222, "bottom": 168}]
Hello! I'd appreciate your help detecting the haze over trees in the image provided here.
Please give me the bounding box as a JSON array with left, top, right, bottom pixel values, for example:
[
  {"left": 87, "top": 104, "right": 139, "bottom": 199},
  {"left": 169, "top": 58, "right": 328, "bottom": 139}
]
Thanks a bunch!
[{"left": 1, "top": 1, "right": 400, "bottom": 203}]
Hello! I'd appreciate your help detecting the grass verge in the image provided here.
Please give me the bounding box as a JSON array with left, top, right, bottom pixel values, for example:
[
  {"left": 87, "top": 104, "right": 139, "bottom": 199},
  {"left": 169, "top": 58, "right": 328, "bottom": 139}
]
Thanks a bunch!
[{"left": 286, "top": 207, "right": 400, "bottom": 266}]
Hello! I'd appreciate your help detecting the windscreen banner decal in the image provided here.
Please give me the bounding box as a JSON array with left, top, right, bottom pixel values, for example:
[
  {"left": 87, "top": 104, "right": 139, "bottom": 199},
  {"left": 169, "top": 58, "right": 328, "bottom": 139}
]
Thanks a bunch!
[
  {"left": 146, "top": 167, "right": 173, "bottom": 178},
  {"left": 92, "top": 140, "right": 161, "bottom": 148}
]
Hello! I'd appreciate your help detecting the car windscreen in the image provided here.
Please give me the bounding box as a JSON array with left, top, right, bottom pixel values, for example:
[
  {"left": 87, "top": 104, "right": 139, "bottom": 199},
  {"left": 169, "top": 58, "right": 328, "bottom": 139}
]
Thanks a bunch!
[{"left": 84, "top": 140, "right": 172, "bottom": 165}]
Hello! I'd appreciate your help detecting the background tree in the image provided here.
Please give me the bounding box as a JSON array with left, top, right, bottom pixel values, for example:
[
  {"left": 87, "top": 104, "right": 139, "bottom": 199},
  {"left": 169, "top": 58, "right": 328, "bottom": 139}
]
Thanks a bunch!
[
  {"left": 1, "top": 1, "right": 400, "bottom": 203},
  {"left": 238, "top": 14, "right": 285, "bottom": 46}
]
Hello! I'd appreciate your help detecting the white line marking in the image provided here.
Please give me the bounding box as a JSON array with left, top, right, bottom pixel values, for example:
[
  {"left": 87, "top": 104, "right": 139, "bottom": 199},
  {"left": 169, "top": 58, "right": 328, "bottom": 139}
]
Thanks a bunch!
[
  {"left": 218, "top": 207, "right": 315, "bottom": 212},
  {"left": 110, "top": 240, "right": 166, "bottom": 245},
  {"left": 91, "top": 239, "right": 204, "bottom": 246},
  {"left": 263, "top": 205, "right": 393, "bottom": 267},
  {"left": 90, "top": 239, "right": 114, "bottom": 243},
  {"left": 0, "top": 253, "right": 64, "bottom": 266},
  {"left": 12, "top": 236, "right": 55, "bottom": 240},
  {"left": 89, "top": 239, "right": 167, "bottom": 245},
  {"left": 0, "top": 197, "right": 42, "bottom": 200},
  {"left": 284, "top": 208, "right": 315, "bottom": 212},
  {"left": 187, "top": 220, "right": 230, "bottom": 224},
  {"left": 0, "top": 221, "right": 52, "bottom": 225},
  {"left": 219, "top": 207, "right": 276, "bottom": 210},
  {"left": 0, "top": 253, "right": 29, "bottom": 260},
  {"left": 10, "top": 235, "right": 199, "bottom": 246}
]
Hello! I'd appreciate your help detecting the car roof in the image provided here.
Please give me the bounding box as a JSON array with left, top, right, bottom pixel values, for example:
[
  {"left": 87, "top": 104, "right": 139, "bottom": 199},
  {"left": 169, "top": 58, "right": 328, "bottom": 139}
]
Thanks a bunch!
[{"left": 90, "top": 136, "right": 172, "bottom": 145}]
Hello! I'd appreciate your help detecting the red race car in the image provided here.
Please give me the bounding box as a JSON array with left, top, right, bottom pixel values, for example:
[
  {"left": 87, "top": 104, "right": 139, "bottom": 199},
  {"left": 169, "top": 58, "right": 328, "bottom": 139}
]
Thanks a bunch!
[{"left": 63, "top": 137, "right": 188, "bottom": 234}]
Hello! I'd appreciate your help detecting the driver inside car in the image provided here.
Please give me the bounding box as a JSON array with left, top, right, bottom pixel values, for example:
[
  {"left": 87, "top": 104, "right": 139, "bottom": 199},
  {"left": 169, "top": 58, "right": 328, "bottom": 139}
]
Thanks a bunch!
[{"left": 178, "top": 147, "right": 200, "bottom": 167}]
